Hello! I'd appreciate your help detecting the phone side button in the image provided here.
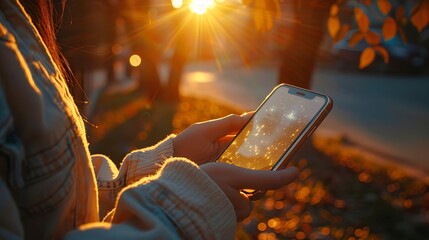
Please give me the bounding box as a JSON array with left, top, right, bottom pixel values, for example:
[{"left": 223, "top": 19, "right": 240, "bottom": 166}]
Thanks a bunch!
[{"left": 307, "top": 127, "right": 317, "bottom": 137}]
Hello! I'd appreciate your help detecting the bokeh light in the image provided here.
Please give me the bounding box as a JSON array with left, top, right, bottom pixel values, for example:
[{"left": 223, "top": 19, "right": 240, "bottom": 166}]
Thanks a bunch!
[
  {"left": 129, "top": 54, "right": 142, "bottom": 67},
  {"left": 186, "top": 71, "right": 215, "bottom": 83}
]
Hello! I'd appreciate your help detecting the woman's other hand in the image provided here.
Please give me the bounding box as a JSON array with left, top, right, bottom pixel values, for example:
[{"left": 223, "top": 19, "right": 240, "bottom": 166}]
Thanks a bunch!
[{"left": 201, "top": 163, "right": 298, "bottom": 221}]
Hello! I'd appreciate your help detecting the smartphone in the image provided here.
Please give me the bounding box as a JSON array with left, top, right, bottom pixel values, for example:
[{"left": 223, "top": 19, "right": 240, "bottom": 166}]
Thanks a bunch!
[{"left": 216, "top": 84, "right": 333, "bottom": 200}]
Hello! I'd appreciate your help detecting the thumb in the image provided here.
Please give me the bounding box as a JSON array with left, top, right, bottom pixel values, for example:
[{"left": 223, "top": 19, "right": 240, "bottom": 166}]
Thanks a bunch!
[
  {"left": 205, "top": 163, "right": 299, "bottom": 190},
  {"left": 228, "top": 165, "right": 299, "bottom": 190},
  {"left": 198, "top": 114, "right": 251, "bottom": 142}
]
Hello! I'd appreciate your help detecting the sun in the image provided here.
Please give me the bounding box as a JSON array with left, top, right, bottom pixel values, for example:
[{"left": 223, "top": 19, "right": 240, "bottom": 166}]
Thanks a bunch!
[
  {"left": 189, "top": 0, "right": 215, "bottom": 15},
  {"left": 172, "top": 0, "right": 216, "bottom": 15}
]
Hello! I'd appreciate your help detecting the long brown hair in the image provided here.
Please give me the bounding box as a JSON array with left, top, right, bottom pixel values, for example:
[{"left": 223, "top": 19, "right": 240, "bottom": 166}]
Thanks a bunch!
[{"left": 21, "top": 0, "right": 79, "bottom": 102}]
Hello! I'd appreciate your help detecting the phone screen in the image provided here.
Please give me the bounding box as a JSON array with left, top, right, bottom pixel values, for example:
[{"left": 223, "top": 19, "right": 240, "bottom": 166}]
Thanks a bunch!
[{"left": 217, "top": 85, "right": 328, "bottom": 170}]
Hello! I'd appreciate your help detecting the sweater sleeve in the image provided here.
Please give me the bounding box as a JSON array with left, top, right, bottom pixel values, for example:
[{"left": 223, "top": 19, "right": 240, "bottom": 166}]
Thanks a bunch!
[
  {"left": 122, "top": 134, "right": 175, "bottom": 184},
  {"left": 66, "top": 158, "right": 237, "bottom": 240},
  {"left": 93, "top": 135, "right": 176, "bottom": 219}
]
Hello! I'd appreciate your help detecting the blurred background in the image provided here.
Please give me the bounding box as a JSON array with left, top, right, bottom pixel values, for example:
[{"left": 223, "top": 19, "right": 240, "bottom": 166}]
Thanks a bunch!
[{"left": 57, "top": 0, "right": 429, "bottom": 239}]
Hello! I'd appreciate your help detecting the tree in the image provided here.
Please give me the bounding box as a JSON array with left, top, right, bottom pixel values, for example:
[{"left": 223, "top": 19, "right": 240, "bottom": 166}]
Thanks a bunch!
[
  {"left": 276, "top": 0, "right": 336, "bottom": 89},
  {"left": 164, "top": 0, "right": 429, "bottom": 99},
  {"left": 248, "top": 0, "right": 429, "bottom": 88},
  {"left": 328, "top": 0, "right": 429, "bottom": 69}
]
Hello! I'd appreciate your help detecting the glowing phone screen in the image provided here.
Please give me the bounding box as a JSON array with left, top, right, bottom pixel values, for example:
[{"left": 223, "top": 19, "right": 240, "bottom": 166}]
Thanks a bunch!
[{"left": 217, "top": 86, "right": 327, "bottom": 170}]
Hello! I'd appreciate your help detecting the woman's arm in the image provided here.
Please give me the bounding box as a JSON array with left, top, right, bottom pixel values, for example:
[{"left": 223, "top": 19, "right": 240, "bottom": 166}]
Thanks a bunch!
[
  {"left": 67, "top": 159, "right": 237, "bottom": 240},
  {"left": 94, "top": 114, "right": 249, "bottom": 217},
  {"left": 68, "top": 157, "right": 298, "bottom": 239}
]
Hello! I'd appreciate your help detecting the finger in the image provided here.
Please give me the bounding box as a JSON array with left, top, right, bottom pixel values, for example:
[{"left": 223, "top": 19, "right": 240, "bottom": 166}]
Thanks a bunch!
[
  {"left": 207, "top": 135, "right": 235, "bottom": 162},
  {"left": 236, "top": 191, "right": 253, "bottom": 221},
  {"left": 240, "top": 111, "right": 255, "bottom": 117},
  {"left": 197, "top": 114, "right": 250, "bottom": 141},
  {"left": 221, "top": 163, "right": 299, "bottom": 190},
  {"left": 222, "top": 185, "right": 253, "bottom": 221},
  {"left": 216, "top": 135, "right": 235, "bottom": 150}
]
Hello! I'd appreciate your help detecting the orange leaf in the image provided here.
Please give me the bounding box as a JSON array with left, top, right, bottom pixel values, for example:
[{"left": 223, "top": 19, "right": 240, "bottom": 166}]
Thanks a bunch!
[
  {"left": 365, "top": 31, "right": 381, "bottom": 45},
  {"left": 374, "top": 46, "right": 389, "bottom": 64},
  {"left": 378, "top": 0, "right": 392, "bottom": 15},
  {"left": 330, "top": 4, "right": 339, "bottom": 16},
  {"left": 349, "top": 31, "right": 364, "bottom": 47},
  {"left": 411, "top": 2, "right": 429, "bottom": 32},
  {"left": 334, "top": 24, "right": 350, "bottom": 43},
  {"left": 396, "top": 5, "right": 405, "bottom": 20},
  {"left": 398, "top": 26, "right": 407, "bottom": 43},
  {"left": 382, "top": 17, "right": 397, "bottom": 40},
  {"left": 328, "top": 16, "right": 341, "bottom": 38},
  {"left": 359, "top": 47, "right": 376, "bottom": 69},
  {"left": 395, "top": 5, "right": 408, "bottom": 25},
  {"left": 355, "top": 7, "right": 370, "bottom": 33}
]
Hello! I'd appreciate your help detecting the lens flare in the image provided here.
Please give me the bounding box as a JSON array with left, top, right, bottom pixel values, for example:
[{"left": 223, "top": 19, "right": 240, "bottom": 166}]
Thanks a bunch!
[
  {"left": 189, "top": 0, "right": 215, "bottom": 15},
  {"left": 171, "top": 0, "right": 183, "bottom": 9}
]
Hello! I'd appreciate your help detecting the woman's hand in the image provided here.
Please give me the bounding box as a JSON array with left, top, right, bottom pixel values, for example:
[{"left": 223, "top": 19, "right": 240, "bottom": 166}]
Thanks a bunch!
[
  {"left": 173, "top": 113, "right": 251, "bottom": 165},
  {"left": 201, "top": 163, "right": 298, "bottom": 221}
]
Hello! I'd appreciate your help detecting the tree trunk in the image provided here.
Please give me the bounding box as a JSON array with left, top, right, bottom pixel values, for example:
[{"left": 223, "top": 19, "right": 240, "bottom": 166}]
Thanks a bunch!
[
  {"left": 278, "top": 0, "right": 335, "bottom": 89},
  {"left": 165, "top": 14, "right": 195, "bottom": 101},
  {"left": 166, "top": 46, "right": 187, "bottom": 101}
]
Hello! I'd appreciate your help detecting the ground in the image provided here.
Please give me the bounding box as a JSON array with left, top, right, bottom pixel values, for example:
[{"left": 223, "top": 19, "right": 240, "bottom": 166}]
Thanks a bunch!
[{"left": 87, "top": 87, "right": 429, "bottom": 240}]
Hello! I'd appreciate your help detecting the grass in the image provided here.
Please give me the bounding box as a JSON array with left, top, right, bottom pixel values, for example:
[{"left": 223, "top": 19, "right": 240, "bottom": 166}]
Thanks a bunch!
[{"left": 88, "top": 87, "right": 429, "bottom": 240}]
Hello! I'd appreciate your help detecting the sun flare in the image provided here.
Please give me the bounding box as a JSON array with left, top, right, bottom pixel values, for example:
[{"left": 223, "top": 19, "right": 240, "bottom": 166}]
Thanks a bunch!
[
  {"left": 189, "top": 0, "right": 215, "bottom": 15},
  {"left": 171, "top": 0, "right": 183, "bottom": 9}
]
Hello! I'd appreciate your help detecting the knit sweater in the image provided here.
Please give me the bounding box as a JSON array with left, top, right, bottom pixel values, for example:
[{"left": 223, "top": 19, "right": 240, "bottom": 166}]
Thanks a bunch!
[{"left": 0, "top": 0, "right": 236, "bottom": 239}]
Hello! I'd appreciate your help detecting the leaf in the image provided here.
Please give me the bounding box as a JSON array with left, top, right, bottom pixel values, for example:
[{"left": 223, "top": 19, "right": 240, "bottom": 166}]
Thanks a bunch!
[
  {"left": 330, "top": 4, "right": 339, "bottom": 16},
  {"left": 359, "top": 47, "right": 376, "bottom": 69},
  {"left": 396, "top": 5, "right": 405, "bottom": 20},
  {"left": 328, "top": 16, "right": 341, "bottom": 38},
  {"left": 378, "top": 0, "right": 392, "bottom": 15},
  {"left": 334, "top": 24, "right": 350, "bottom": 43},
  {"left": 374, "top": 46, "right": 389, "bottom": 64},
  {"left": 355, "top": 7, "right": 370, "bottom": 33},
  {"left": 349, "top": 31, "right": 364, "bottom": 47},
  {"left": 398, "top": 26, "right": 407, "bottom": 43},
  {"left": 382, "top": 17, "right": 397, "bottom": 40},
  {"left": 411, "top": 1, "right": 429, "bottom": 32},
  {"left": 365, "top": 31, "right": 381, "bottom": 45},
  {"left": 363, "top": 0, "right": 372, "bottom": 6}
]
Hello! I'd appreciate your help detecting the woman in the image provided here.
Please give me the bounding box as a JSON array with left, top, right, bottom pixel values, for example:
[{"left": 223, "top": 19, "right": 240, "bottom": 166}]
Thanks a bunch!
[{"left": 0, "top": 0, "right": 298, "bottom": 239}]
